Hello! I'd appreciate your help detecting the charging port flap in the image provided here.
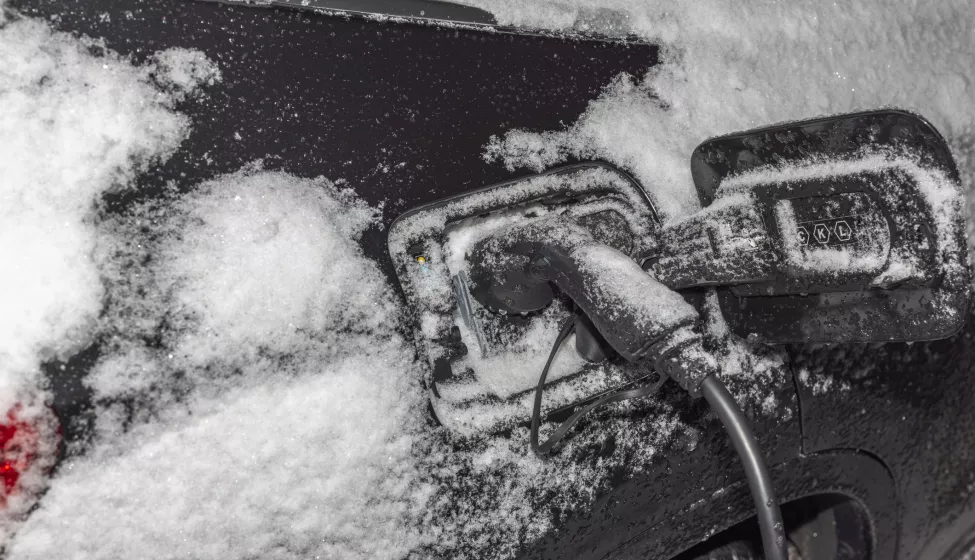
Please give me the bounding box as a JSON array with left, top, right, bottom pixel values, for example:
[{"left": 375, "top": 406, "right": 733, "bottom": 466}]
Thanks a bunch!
[{"left": 687, "top": 109, "right": 970, "bottom": 343}]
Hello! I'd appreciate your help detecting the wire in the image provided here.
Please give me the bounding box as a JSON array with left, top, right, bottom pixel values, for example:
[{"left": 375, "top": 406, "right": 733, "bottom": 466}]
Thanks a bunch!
[
  {"left": 530, "top": 313, "right": 579, "bottom": 456},
  {"left": 530, "top": 317, "right": 787, "bottom": 560},
  {"left": 701, "top": 375, "right": 788, "bottom": 560},
  {"left": 531, "top": 313, "right": 660, "bottom": 457}
]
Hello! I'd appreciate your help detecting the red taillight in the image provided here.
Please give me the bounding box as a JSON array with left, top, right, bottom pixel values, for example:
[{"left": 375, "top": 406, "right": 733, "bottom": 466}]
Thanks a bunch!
[
  {"left": 0, "top": 404, "right": 55, "bottom": 508},
  {"left": 0, "top": 461, "right": 18, "bottom": 494}
]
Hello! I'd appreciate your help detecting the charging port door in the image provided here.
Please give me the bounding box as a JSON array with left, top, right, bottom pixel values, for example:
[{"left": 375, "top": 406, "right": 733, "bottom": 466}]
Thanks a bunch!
[{"left": 690, "top": 110, "right": 969, "bottom": 343}]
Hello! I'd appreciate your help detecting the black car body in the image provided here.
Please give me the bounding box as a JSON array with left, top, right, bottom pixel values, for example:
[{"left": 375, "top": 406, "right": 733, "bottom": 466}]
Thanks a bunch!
[{"left": 11, "top": 1, "right": 975, "bottom": 558}]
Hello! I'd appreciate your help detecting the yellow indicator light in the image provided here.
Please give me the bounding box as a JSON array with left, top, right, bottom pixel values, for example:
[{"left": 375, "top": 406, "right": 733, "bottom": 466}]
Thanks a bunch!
[{"left": 416, "top": 255, "right": 427, "bottom": 264}]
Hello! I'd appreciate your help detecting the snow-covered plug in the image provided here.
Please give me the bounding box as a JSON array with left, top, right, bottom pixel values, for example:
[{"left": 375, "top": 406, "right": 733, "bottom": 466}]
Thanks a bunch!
[
  {"left": 465, "top": 214, "right": 788, "bottom": 560},
  {"left": 466, "top": 216, "right": 716, "bottom": 395}
]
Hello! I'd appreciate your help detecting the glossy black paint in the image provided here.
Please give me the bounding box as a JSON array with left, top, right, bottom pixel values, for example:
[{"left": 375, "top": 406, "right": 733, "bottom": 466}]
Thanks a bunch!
[
  {"left": 202, "top": 0, "right": 497, "bottom": 24},
  {"left": 793, "top": 320, "right": 975, "bottom": 560},
  {"left": 691, "top": 110, "right": 961, "bottom": 204},
  {"left": 612, "top": 451, "right": 898, "bottom": 559},
  {"left": 9, "top": 0, "right": 975, "bottom": 558},
  {"left": 12, "top": 0, "right": 655, "bottom": 276}
]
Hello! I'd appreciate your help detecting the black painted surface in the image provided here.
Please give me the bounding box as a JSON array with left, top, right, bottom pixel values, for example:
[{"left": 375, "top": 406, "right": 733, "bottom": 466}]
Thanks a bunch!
[
  {"left": 203, "top": 0, "right": 498, "bottom": 24},
  {"left": 512, "top": 375, "right": 800, "bottom": 559},
  {"left": 794, "top": 315, "right": 975, "bottom": 560},
  {"left": 13, "top": 0, "right": 652, "bottom": 222},
  {"left": 8, "top": 0, "right": 974, "bottom": 559},
  {"left": 610, "top": 451, "right": 898, "bottom": 559},
  {"left": 14, "top": 0, "right": 655, "bottom": 450}
]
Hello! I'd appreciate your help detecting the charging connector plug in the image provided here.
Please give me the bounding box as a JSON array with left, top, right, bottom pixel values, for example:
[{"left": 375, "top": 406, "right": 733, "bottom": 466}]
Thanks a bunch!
[{"left": 467, "top": 215, "right": 788, "bottom": 560}]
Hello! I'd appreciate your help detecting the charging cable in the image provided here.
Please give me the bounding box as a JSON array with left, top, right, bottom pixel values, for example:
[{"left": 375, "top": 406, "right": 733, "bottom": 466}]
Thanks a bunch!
[
  {"left": 700, "top": 375, "right": 786, "bottom": 560},
  {"left": 467, "top": 216, "right": 787, "bottom": 560},
  {"left": 530, "top": 314, "right": 787, "bottom": 560},
  {"left": 529, "top": 312, "right": 664, "bottom": 456}
]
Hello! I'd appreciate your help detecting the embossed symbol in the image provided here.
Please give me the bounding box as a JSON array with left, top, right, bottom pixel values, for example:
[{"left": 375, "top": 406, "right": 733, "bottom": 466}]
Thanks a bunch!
[
  {"left": 796, "top": 226, "right": 810, "bottom": 246},
  {"left": 834, "top": 220, "right": 852, "bottom": 242},
  {"left": 813, "top": 223, "right": 831, "bottom": 244}
]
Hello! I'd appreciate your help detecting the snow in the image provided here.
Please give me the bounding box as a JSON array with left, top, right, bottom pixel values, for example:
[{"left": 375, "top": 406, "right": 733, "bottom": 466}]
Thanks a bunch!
[
  {"left": 20, "top": 165, "right": 693, "bottom": 560},
  {"left": 11, "top": 168, "right": 430, "bottom": 559},
  {"left": 3, "top": 0, "right": 973, "bottom": 558},
  {"left": 797, "top": 366, "right": 851, "bottom": 396},
  {"left": 0, "top": 16, "right": 192, "bottom": 402},
  {"left": 456, "top": 316, "right": 587, "bottom": 399},
  {"left": 88, "top": 169, "right": 406, "bottom": 414},
  {"left": 466, "top": 0, "right": 975, "bottom": 226},
  {"left": 149, "top": 48, "right": 222, "bottom": 101},
  {"left": 0, "top": 400, "right": 58, "bottom": 543},
  {"left": 391, "top": 164, "right": 653, "bottom": 265},
  {"left": 13, "top": 357, "right": 427, "bottom": 560},
  {"left": 576, "top": 243, "right": 696, "bottom": 329},
  {"left": 432, "top": 358, "right": 633, "bottom": 437},
  {"left": 0, "top": 9, "right": 216, "bottom": 534}
]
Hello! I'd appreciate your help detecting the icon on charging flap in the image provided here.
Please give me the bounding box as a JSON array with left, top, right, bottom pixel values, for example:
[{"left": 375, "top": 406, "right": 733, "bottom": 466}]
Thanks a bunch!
[
  {"left": 813, "top": 223, "right": 830, "bottom": 244},
  {"left": 834, "top": 220, "right": 852, "bottom": 242},
  {"left": 796, "top": 226, "right": 810, "bottom": 246}
]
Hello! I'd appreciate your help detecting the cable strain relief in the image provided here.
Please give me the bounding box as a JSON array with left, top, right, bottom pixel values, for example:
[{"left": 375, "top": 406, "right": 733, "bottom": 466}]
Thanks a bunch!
[{"left": 653, "top": 334, "right": 718, "bottom": 397}]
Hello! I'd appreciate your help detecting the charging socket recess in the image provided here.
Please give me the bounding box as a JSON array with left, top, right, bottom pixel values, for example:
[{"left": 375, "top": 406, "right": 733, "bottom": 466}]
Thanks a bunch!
[{"left": 387, "top": 162, "right": 663, "bottom": 436}]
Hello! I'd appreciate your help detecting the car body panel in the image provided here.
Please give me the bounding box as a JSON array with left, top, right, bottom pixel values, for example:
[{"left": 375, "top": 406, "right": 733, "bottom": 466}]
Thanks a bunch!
[
  {"left": 611, "top": 451, "right": 898, "bottom": 559},
  {"left": 201, "top": 0, "right": 497, "bottom": 25},
  {"left": 10, "top": 0, "right": 973, "bottom": 558},
  {"left": 795, "top": 321, "right": 975, "bottom": 560}
]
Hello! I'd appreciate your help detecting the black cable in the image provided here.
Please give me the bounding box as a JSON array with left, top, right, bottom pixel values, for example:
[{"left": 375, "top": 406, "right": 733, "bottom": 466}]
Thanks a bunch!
[
  {"left": 701, "top": 375, "right": 788, "bottom": 560},
  {"left": 530, "top": 313, "right": 579, "bottom": 457},
  {"left": 533, "top": 382, "right": 662, "bottom": 456},
  {"left": 531, "top": 313, "right": 660, "bottom": 457},
  {"left": 530, "top": 317, "right": 787, "bottom": 560}
]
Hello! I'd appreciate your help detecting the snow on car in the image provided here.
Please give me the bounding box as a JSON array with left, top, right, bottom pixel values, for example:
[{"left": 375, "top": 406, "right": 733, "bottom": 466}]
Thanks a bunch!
[{"left": 1, "top": 0, "right": 974, "bottom": 558}]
